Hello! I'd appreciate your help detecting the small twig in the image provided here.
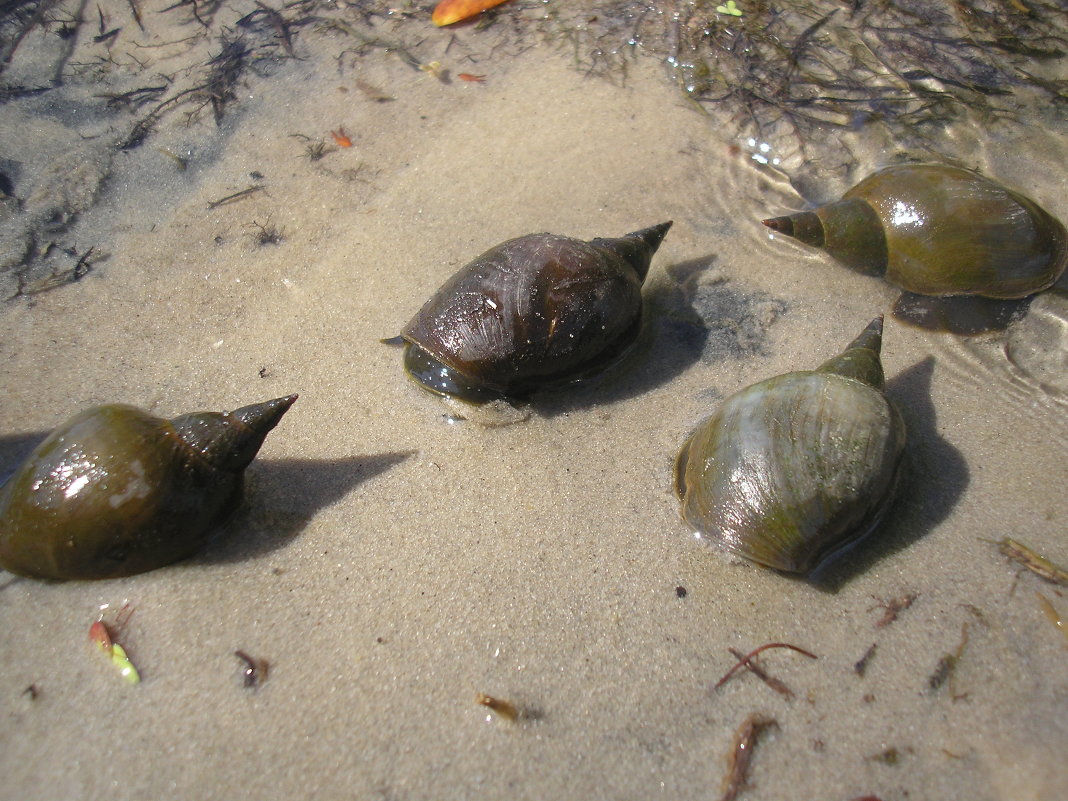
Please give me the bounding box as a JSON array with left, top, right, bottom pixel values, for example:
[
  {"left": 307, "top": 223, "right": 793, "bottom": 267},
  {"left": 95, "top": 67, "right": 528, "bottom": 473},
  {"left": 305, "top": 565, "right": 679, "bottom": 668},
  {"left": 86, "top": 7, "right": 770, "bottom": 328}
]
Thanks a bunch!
[{"left": 206, "top": 185, "right": 263, "bottom": 209}]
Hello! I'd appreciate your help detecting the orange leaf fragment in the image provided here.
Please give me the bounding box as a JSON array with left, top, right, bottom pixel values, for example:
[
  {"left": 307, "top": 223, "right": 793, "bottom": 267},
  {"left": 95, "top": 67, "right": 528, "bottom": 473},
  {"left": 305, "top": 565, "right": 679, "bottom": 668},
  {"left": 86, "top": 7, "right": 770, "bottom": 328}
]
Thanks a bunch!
[
  {"left": 330, "top": 128, "right": 352, "bottom": 148},
  {"left": 432, "top": 0, "right": 510, "bottom": 27}
]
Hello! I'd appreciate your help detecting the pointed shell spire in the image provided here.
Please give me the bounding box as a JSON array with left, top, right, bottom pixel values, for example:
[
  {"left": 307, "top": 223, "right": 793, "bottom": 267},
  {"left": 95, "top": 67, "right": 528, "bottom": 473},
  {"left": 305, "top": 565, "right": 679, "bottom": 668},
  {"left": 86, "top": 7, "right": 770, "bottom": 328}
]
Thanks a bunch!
[
  {"left": 171, "top": 395, "right": 298, "bottom": 473},
  {"left": 590, "top": 221, "right": 673, "bottom": 282},
  {"left": 815, "top": 317, "right": 885, "bottom": 389}
]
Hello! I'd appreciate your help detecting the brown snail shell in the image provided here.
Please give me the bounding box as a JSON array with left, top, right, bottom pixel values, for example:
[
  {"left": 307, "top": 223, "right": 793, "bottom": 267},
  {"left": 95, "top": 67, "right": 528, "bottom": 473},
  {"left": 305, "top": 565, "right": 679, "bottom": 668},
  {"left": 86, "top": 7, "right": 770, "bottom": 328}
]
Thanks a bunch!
[
  {"left": 675, "top": 318, "right": 906, "bottom": 575},
  {"left": 762, "top": 164, "right": 1068, "bottom": 299},
  {"left": 0, "top": 395, "right": 296, "bottom": 580},
  {"left": 401, "top": 222, "right": 672, "bottom": 403}
]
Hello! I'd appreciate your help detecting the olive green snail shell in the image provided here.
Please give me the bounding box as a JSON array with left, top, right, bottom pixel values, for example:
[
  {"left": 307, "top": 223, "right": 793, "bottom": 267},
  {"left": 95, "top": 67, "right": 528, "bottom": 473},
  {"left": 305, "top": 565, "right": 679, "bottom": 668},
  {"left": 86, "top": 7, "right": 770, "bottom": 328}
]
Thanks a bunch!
[
  {"left": 0, "top": 395, "right": 296, "bottom": 580},
  {"left": 401, "top": 222, "right": 673, "bottom": 403},
  {"left": 762, "top": 164, "right": 1068, "bottom": 299},
  {"left": 675, "top": 318, "right": 906, "bottom": 575}
]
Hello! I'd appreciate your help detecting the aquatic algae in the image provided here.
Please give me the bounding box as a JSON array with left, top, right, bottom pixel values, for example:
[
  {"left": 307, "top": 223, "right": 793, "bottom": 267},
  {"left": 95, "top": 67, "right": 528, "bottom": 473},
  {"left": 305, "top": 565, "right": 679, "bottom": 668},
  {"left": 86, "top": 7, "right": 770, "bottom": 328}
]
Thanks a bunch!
[{"left": 432, "top": 0, "right": 510, "bottom": 27}]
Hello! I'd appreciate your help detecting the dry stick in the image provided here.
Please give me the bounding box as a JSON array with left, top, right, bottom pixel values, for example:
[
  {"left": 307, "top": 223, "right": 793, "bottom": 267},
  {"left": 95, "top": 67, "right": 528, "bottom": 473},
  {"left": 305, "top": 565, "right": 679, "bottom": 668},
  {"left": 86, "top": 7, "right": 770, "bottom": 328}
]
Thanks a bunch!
[
  {"left": 206, "top": 185, "right": 263, "bottom": 209},
  {"left": 715, "top": 643, "right": 819, "bottom": 691}
]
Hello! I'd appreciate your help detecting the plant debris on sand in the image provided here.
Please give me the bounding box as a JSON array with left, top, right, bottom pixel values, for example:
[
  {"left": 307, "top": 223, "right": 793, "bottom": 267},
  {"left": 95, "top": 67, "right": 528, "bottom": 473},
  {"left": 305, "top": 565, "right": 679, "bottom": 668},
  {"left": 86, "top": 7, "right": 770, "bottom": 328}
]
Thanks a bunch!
[{"left": 2, "top": 0, "right": 1068, "bottom": 295}]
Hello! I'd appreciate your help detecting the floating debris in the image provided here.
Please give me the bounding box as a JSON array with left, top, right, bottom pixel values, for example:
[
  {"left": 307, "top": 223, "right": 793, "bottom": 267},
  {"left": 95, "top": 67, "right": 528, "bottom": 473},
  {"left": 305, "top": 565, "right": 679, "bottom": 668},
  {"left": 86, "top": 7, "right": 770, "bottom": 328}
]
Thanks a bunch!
[
  {"left": 475, "top": 692, "right": 518, "bottom": 722},
  {"left": 993, "top": 537, "right": 1068, "bottom": 586},
  {"left": 720, "top": 714, "right": 777, "bottom": 801}
]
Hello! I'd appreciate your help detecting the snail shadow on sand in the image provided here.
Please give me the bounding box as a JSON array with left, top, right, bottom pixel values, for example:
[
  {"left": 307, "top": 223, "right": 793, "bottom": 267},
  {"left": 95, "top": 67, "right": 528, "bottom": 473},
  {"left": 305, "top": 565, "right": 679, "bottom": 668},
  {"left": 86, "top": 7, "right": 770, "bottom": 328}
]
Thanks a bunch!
[
  {"left": 195, "top": 450, "right": 416, "bottom": 565},
  {"left": 539, "top": 254, "right": 782, "bottom": 413},
  {"left": 810, "top": 356, "right": 970, "bottom": 591}
]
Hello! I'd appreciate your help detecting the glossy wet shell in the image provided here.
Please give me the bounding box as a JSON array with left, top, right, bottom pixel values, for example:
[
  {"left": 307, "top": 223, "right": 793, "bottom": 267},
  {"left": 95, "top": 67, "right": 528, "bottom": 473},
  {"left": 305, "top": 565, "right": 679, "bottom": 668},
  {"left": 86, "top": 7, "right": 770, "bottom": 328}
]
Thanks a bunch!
[
  {"left": 766, "top": 164, "right": 1068, "bottom": 299},
  {"left": 675, "top": 320, "right": 906, "bottom": 576},
  {"left": 402, "top": 224, "right": 670, "bottom": 399},
  {"left": 848, "top": 165, "right": 1067, "bottom": 298},
  {"left": 0, "top": 397, "right": 294, "bottom": 580}
]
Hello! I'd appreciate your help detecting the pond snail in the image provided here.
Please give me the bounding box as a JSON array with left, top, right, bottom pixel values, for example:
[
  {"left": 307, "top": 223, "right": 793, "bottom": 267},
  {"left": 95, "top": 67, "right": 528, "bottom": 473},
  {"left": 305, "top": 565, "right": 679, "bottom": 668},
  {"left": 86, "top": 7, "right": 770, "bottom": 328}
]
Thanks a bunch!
[
  {"left": 762, "top": 164, "right": 1067, "bottom": 299},
  {"left": 675, "top": 318, "right": 906, "bottom": 575},
  {"left": 0, "top": 395, "right": 296, "bottom": 580},
  {"left": 401, "top": 222, "right": 672, "bottom": 404}
]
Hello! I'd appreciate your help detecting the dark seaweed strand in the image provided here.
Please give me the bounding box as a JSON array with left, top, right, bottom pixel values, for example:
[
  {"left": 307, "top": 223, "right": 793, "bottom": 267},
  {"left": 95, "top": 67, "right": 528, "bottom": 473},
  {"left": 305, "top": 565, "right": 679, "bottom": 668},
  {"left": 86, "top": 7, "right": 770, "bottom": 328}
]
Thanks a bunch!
[{"left": 537, "top": 1, "right": 1068, "bottom": 163}]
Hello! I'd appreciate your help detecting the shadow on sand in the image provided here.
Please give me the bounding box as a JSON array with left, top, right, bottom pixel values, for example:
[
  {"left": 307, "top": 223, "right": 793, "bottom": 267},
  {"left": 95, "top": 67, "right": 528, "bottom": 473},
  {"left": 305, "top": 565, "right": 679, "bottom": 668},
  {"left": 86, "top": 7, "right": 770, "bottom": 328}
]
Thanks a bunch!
[{"left": 810, "top": 356, "right": 970, "bottom": 590}]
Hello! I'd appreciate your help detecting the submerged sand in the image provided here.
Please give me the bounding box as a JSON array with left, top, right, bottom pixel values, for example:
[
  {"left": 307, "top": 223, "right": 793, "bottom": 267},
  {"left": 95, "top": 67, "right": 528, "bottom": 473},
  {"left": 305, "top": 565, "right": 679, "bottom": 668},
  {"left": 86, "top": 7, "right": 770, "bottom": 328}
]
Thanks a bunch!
[{"left": 2, "top": 3, "right": 1068, "bottom": 800}]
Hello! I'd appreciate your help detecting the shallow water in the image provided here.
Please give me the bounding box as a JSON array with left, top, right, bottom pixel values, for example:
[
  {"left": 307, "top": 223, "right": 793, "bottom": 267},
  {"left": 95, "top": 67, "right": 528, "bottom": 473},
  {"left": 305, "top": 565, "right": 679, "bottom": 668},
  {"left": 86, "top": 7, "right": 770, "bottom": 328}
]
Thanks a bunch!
[{"left": 1, "top": 3, "right": 1067, "bottom": 800}]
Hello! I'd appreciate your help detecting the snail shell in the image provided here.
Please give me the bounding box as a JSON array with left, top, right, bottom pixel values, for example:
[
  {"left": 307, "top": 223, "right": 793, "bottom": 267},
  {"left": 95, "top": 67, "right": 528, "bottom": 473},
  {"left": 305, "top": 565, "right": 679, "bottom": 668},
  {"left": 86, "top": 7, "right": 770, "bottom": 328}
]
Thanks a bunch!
[
  {"left": 762, "top": 164, "right": 1068, "bottom": 299},
  {"left": 0, "top": 395, "right": 296, "bottom": 580},
  {"left": 401, "top": 222, "right": 672, "bottom": 402},
  {"left": 675, "top": 318, "right": 905, "bottom": 575}
]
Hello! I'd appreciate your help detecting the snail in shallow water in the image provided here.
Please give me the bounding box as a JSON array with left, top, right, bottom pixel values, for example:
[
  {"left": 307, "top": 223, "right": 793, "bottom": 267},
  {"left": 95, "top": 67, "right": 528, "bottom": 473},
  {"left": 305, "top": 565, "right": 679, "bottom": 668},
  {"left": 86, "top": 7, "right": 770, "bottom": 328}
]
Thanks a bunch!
[
  {"left": 675, "top": 318, "right": 906, "bottom": 575},
  {"left": 401, "top": 221, "right": 672, "bottom": 403},
  {"left": 762, "top": 164, "right": 1067, "bottom": 299},
  {"left": 0, "top": 395, "right": 296, "bottom": 580}
]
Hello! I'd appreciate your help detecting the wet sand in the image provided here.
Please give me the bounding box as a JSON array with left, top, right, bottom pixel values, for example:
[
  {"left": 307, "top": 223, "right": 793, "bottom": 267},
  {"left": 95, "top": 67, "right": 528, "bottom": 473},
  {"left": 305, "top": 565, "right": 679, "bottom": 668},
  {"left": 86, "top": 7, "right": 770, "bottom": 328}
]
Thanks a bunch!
[{"left": 2, "top": 4, "right": 1068, "bottom": 800}]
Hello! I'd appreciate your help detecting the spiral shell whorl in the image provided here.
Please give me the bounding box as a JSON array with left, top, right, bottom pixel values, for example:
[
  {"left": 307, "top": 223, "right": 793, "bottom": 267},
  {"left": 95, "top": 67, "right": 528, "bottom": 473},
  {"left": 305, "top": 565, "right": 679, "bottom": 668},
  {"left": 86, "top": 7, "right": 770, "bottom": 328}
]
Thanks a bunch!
[{"left": 763, "top": 164, "right": 1068, "bottom": 299}]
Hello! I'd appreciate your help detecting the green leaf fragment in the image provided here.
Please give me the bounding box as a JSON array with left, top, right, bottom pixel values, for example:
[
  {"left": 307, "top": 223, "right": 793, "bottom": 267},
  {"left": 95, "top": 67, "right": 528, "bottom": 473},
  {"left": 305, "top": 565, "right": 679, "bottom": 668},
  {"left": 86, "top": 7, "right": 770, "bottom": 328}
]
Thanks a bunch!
[{"left": 109, "top": 643, "right": 141, "bottom": 684}]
